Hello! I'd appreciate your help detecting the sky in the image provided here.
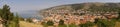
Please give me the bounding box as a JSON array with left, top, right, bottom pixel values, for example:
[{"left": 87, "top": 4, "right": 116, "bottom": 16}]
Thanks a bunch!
[{"left": 0, "top": 0, "right": 120, "bottom": 18}]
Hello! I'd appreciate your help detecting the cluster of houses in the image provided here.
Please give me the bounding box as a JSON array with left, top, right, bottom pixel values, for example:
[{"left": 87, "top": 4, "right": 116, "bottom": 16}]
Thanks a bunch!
[
  {"left": 39, "top": 6, "right": 119, "bottom": 26},
  {"left": 39, "top": 11, "right": 119, "bottom": 26}
]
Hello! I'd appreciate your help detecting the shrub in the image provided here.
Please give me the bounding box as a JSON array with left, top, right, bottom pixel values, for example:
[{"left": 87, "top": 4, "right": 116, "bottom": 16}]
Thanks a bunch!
[
  {"left": 46, "top": 21, "right": 54, "bottom": 26},
  {"left": 96, "top": 19, "right": 115, "bottom": 27},
  {"left": 79, "top": 22, "right": 95, "bottom": 27},
  {"left": 59, "top": 19, "right": 64, "bottom": 25}
]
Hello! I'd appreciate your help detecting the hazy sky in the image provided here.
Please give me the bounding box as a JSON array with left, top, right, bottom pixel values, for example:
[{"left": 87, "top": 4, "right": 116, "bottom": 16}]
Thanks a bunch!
[{"left": 0, "top": 0, "right": 120, "bottom": 18}]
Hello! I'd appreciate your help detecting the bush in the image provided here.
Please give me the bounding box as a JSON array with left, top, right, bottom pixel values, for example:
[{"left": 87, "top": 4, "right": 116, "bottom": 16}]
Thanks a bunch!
[
  {"left": 59, "top": 19, "right": 64, "bottom": 25},
  {"left": 96, "top": 19, "right": 115, "bottom": 27},
  {"left": 46, "top": 21, "right": 54, "bottom": 26},
  {"left": 79, "top": 22, "right": 95, "bottom": 27},
  {"left": 26, "top": 18, "right": 32, "bottom": 23}
]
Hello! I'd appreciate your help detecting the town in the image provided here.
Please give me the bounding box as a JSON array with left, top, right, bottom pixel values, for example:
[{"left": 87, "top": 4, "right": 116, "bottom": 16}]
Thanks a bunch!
[{"left": 39, "top": 11, "right": 118, "bottom": 26}]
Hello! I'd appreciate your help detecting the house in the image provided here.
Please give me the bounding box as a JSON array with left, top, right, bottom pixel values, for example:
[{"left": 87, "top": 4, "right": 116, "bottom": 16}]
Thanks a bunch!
[{"left": 31, "top": 18, "right": 40, "bottom": 23}]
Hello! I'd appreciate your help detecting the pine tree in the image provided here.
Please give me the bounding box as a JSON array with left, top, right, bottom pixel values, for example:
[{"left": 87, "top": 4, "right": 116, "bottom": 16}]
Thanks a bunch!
[
  {"left": 1, "top": 5, "right": 11, "bottom": 27},
  {"left": 1, "top": 5, "right": 19, "bottom": 27}
]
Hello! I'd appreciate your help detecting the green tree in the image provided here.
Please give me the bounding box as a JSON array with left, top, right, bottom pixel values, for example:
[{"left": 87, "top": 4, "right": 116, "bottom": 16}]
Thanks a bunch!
[
  {"left": 1, "top": 5, "right": 12, "bottom": 27},
  {"left": 96, "top": 19, "right": 115, "bottom": 27},
  {"left": 47, "top": 21, "right": 54, "bottom": 26},
  {"left": 59, "top": 19, "right": 64, "bottom": 25},
  {"left": 26, "top": 18, "right": 32, "bottom": 23},
  {"left": 58, "top": 19, "right": 67, "bottom": 27},
  {"left": 117, "top": 12, "right": 120, "bottom": 21},
  {"left": 1, "top": 5, "right": 19, "bottom": 27},
  {"left": 13, "top": 13, "right": 20, "bottom": 27},
  {"left": 0, "top": 8, "right": 2, "bottom": 16}
]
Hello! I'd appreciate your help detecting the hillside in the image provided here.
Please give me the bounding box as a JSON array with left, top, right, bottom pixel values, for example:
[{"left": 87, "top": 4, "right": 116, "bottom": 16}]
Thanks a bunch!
[
  {"left": 37, "top": 3, "right": 120, "bottom": 27},
  {"left": 39, "top": 3, "right": 120, "bottom": 17}
]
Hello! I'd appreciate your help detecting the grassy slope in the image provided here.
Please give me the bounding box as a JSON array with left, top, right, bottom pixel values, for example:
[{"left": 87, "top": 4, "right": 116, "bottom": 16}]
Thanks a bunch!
[
  {"left": 93, "top": 21, "right": 120, "bottom": 27},
  {"left": 19, "top": 21, "right": 120, "bottom": 27},
  {"left": 20, "top": 21, "right": 43, "bottom": 27}
]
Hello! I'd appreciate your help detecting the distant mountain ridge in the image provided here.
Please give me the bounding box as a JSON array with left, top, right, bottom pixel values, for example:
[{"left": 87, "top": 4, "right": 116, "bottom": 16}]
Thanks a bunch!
[{"left": 39, "top": 3, "right": 120, "bottom": 17}]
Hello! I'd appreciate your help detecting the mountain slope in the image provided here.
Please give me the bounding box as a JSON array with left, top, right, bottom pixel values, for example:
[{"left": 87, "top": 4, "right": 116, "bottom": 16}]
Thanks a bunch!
[{"left": 39, "top": 3, "right": 120, "bottom": 17}]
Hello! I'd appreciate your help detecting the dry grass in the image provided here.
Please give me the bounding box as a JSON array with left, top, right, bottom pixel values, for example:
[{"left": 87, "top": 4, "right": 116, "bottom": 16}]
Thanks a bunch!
[
  {"left": 115, "top": 22, "right": 120, "bottom": 27},
  {"left": 19, "top": 21, "right": 120, "bottom": 27},
  {"left": 20, "top": 21, "right": 43, "bottom": 27}
]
